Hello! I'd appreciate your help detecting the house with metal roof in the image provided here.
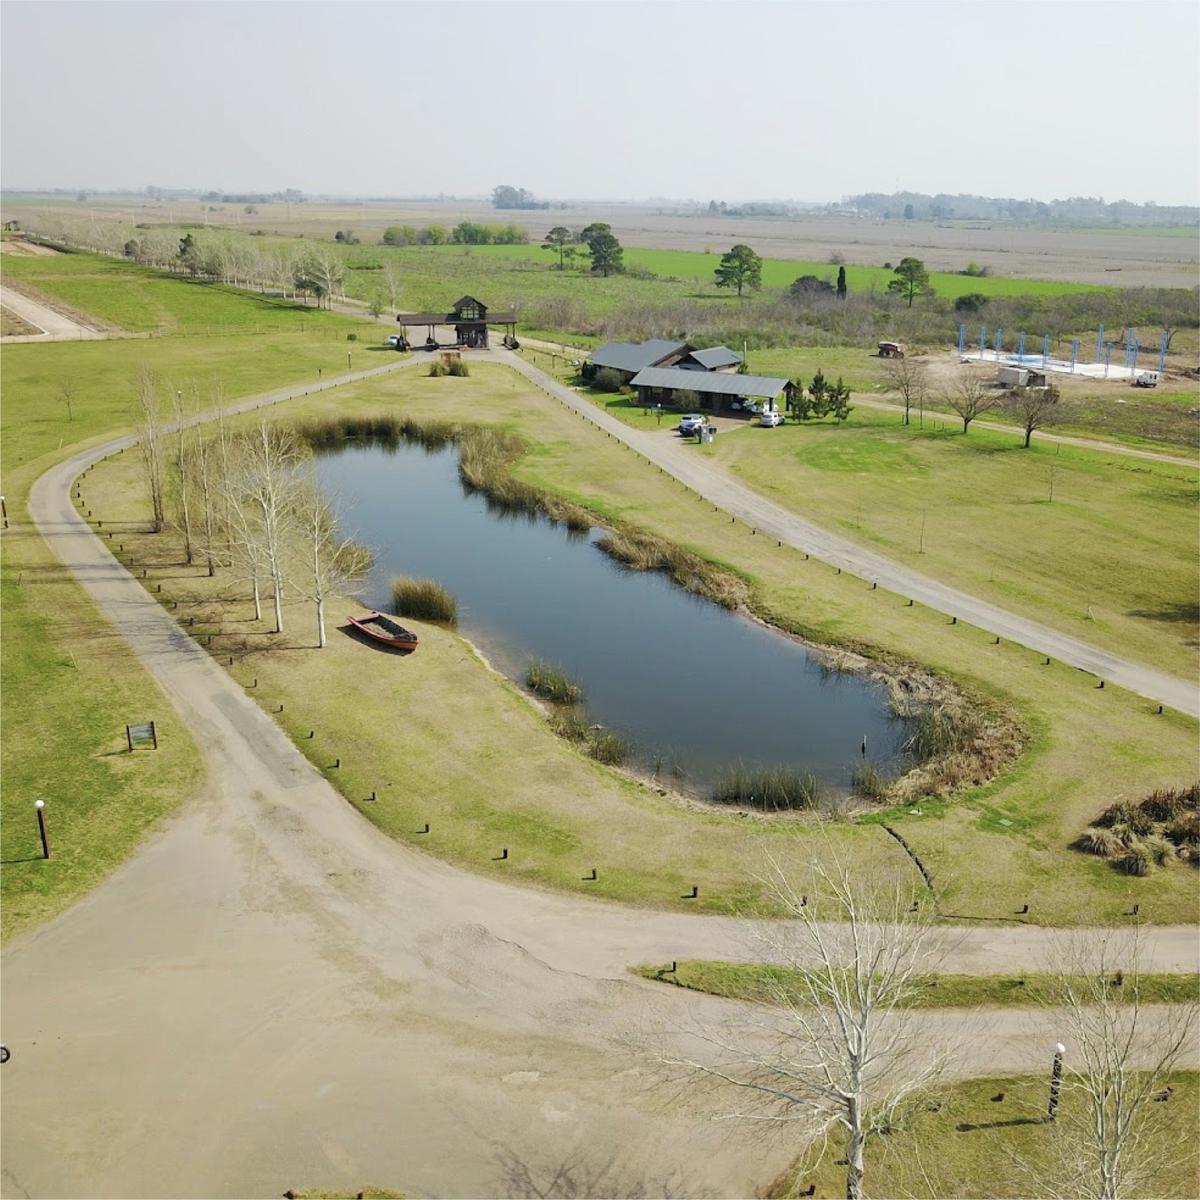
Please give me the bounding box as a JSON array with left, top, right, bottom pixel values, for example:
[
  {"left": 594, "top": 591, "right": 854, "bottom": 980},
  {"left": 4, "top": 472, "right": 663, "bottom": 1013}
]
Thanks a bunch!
[
  {"left": 629, "top": 366, "right": 795, "bottom": 412},
  {"left": 674, "top": 345, "right": 743, "bottom": 373},
  {"left": 587, "top": 338, "right": 743, "bottom": 383}
]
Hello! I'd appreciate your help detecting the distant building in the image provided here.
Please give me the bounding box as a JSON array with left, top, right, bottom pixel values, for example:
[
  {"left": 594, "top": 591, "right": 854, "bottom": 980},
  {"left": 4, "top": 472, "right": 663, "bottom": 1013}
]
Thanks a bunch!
[
  {"left": 586, "top": 339, "right": 743, "bottom": 383},
  {"left": 629, "top": 366, "right": 794, "bottom": 413},
  {"left": 394, "top": 295, "right": 517, "bottom": 350}
]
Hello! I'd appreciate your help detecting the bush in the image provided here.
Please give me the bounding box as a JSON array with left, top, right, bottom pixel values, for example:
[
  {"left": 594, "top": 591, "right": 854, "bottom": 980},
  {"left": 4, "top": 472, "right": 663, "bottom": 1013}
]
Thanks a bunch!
[
  {"left": 390, "top": 576, "right": 457, "bottom": 624},
  {"left": 1165, "top": 812, "right": 1200, "bottom": 847},
  {"left": 1095, "top": 801, "right": 1154, "bottom": 835},
  {"left": 593, "top": 367, "right": 625, "bottom": 393},
  {"left": 1140, "top": 787, "right": 1185, "bottom": 822},
  {"left": 427, "top": 361, "right": 448, "bottom": 377},
  {"left": 712, "top": 765, "right": 823, "bottom": 811},
  {"left": 1074, "top": 826, "right": 1124, "bottom": 858},
  {"left": 1117, "top": 844, "right": 1153, "bottom": 876},
  {"left": 850, "top": 763, "right": 893, "bottom": 803},
  {"left": 446, "top": 357, "right": 470, "bottom": 377},
  {"left": 346, "top": 332, "right": 358, "bottom": 342},
  {"left": 1144, "top": 834, "right": 1176, "bottom": 866},
  {"left": 526, "top": 660, "right": 583, "bottom": 704}
]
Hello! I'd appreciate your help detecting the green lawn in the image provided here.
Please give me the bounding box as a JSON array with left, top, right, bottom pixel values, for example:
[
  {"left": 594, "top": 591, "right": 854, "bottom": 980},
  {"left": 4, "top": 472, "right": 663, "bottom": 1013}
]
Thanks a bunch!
[
  {"left": 710, "top": 410, "right": 1198, "bottom": 679},
  {"left": 768, "top": 1072, "right": 1199, "bottom": 1199},
  {"left": 633, "top": 960, "right": 1200, "bottom": 1008},
  {"left": 0, "top": 259, "right": 384, "bottom": 941},
  {"left": 76, "top": 363, "right": 1200, "bottom": 925}
]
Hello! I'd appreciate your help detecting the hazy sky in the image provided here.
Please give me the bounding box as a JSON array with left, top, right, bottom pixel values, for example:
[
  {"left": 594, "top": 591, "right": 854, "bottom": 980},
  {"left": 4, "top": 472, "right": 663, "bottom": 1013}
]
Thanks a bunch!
[{"left": 3, "top": 0, "right": 1198, "bottom": 205}]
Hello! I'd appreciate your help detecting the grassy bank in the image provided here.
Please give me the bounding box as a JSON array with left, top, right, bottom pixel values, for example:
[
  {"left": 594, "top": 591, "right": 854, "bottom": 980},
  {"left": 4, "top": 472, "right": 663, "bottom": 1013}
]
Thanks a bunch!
[
  {"left": 706, "top": 408, "right": 1198, "bottom": 679},
  {"left": 77, "top": 363, "right": 1200, "bottom": 924},
  {"left": 632, "top": 959, "right": 1200, "bottom": 1008},
  {"left": 767, "top": 1072, "right": 1199, "bottom": 1199}
]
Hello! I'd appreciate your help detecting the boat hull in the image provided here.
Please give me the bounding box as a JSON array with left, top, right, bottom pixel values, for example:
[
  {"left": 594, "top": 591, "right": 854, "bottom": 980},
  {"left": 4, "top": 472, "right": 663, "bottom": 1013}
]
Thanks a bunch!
[{"left": 347, "top": 612, "right": 419, "bottom": 651}]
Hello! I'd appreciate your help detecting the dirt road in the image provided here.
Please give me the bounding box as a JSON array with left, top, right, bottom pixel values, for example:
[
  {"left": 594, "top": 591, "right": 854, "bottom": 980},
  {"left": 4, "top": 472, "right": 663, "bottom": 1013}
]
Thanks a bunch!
[
  {"left": 3, "top": 361, "right": 1197, "bottom": 1199},
  {"left": 0, "top": 283, "right": 112, "bottom": 342}
]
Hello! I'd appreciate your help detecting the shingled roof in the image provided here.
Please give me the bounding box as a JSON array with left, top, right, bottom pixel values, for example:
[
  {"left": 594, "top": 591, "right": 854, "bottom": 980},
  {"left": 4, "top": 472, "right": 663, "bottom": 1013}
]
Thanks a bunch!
[
  {"left": 589, "top": 339, "right": 687, "bottom": 373},
  {"left": 629, "top": 366, "right": 791, "bottom": 399}
]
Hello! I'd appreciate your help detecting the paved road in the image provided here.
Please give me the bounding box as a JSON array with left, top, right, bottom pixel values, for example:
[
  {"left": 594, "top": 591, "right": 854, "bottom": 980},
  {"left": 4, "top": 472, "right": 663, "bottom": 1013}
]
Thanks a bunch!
[
  {"left": 3, "top": 361, "right": 1197, "bottom": 1199},
  {"left": 497, "top": 351, "right": 1199, "bottom": 717}
]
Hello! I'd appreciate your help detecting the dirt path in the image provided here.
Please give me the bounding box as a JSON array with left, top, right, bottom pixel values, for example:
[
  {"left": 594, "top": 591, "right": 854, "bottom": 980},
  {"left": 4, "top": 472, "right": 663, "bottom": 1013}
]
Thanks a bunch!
[
  {"left": 497, "top": 351, "right": 1199, "bottom": 717},
  {"left": 0, "top": 283, "right": 114, "bottom": 343},
  {"left": 3, "top": 360, "right": 1197, "bottom": 1199}
]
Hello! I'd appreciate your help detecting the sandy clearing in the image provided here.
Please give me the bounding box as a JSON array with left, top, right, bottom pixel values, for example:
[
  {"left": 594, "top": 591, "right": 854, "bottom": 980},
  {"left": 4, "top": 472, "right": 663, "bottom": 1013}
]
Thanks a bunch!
[
  {"left": 0, "top": 238, "right": 60, "bottom": 256},
  {"left": 2, "top": 358, "right": 1196, "bottom": 1198}
]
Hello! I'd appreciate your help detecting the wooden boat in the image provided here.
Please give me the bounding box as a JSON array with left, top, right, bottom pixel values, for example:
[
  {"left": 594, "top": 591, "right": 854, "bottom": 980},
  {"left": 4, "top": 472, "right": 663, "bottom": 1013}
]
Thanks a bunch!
[{"left": 347, "top": 611, "right": 419, "bottom": 651}]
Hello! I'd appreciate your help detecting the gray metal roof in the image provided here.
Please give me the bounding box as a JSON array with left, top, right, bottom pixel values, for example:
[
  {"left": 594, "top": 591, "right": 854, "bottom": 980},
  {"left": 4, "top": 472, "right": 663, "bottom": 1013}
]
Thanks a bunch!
[
  {"left": 685, "top": 346, "right": 743, "bottom": 370},
  {"left": 629, "top": 366, "right": 791, "bottom": 399},
  {"left": 589, "top": 339, "right": 686, "bottom": 373}
]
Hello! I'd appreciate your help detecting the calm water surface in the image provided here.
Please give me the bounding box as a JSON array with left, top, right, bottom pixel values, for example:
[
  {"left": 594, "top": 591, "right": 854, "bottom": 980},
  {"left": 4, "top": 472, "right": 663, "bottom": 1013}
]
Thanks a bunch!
[{"left": 315, "top": 440, "right": 906, "bottom": 793}]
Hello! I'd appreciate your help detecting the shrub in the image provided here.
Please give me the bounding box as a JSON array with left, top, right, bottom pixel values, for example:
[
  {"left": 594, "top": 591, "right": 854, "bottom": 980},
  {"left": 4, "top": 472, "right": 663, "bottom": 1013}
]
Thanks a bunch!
[
  {"left": 427, "top": 361, "right": 448, "bottom": 377},
  {"left": 1143, "top": 834, "right": 1176, "bottom": 866},
  {"left": 593, "top": 367, "right": 625, "bottom": 393},
  {"left": 446, "top": 357, "right": 470, "bottom": 377},
  {"left": 1140, "top": 788, "right": 1185, "bottom": 822},
  {"left": 1074, "top": 827, "right": 1124, "bottom": 857},
  {"left": 390, "top": 576, "right": 457, "bottom": 624},
  {"left": 1095, "top": 801, "right": 1154, "bottom": 835},
  {"left": 850, "top": 763, "right": 893, "bottom": 803},
  {"left": 526, "top": 660, "right": 583, "bottom": 705},
  {"left": 712, "top": 765, "right": 823, "bottom": 811},
  {"left": 1165, "top": 812, "right": 1200, "bottom": 847},
  {"left": 1117, "top": 844, "right": 1153, "bottom": 876},
  {"left": 346, "top": 332, "right": 358, "bottom": 342}
]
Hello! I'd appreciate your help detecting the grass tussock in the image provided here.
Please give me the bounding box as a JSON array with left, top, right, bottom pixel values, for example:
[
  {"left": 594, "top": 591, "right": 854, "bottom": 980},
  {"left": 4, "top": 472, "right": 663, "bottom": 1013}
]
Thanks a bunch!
[
  {"left": 712, "top": 765, "right": 824, "bottom": 812},
  {"left": 390, "top": 576, "right": 457, "bottom": 624},
  {"left": 1074, "top": 781, "right": 1199, "bottom": 875},
  {"left": 596, "top": 528, "right": 748, "bottom": 610},
  {"left": 850, "top": 762, "right": 894, "bottom": 803},
  {"left": 525, "top": 660, "right": 583, "bottom": 705},
  {"left": 548, "top": 705, "right": 630, "bottom": 765}
]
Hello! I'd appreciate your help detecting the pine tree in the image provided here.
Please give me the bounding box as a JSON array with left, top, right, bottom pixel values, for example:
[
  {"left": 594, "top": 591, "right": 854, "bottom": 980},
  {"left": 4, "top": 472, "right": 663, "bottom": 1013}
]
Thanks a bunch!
[{"left": 837, "top": 265, "right": 847, "bottom": 299}]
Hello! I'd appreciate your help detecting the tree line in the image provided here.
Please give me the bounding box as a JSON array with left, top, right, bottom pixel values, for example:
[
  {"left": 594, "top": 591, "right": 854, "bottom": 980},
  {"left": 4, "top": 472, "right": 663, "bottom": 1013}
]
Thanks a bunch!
[{"left": 136, "top": 380, "right": 370, "bottom": 648}]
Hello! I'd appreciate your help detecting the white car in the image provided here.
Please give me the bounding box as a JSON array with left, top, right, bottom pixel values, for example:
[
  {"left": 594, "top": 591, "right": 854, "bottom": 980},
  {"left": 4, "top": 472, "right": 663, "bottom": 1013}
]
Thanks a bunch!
[
  {"left": 677, "top": 414, "right": 706, "bottom": 436},
  {"left": 759, "top": 410, "right": 785, "bottom": 427}
]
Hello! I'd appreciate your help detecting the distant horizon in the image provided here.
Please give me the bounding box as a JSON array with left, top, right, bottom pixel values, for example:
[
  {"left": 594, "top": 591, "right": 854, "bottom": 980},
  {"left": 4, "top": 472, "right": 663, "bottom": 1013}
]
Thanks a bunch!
[{"left": 4, "top": 185, "right": 1199, "bottom": 214}]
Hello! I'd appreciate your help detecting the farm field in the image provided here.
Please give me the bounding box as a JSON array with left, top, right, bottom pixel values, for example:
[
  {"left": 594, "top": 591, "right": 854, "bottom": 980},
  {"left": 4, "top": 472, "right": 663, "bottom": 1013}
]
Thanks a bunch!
[
  {"left": 73, "top": 362, "right": 1200, "bottom": 926},
  {"left": 0, "top": 274, "right": 382, "bottom": 940},
  {"left": 708, "top": 410, "right": 1199, "bottom": 678},
  {"left": 767, "top": 1072, "right": 1200, "bottom": 1199},
  {"left": 20, "top": 193, "right": 1199, "bottom": 287}
]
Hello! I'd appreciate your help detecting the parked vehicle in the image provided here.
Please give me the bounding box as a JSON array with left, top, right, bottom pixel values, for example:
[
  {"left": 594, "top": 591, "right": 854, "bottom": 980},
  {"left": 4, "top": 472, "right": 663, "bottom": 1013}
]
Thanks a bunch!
[
  {"left": 677, "top": 414, "right": 706, "bottom": 436},
  {"left": 1133, "top": 371, "right": 1160, "bottom": 388},
  {"left": 759, "top": 410, "right": 785, "bottom": 427}
]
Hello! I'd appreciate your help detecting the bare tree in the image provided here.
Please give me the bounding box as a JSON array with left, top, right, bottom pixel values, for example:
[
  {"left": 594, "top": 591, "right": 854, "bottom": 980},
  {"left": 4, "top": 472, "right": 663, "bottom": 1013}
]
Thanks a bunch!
[
  {"left": 235, "top": 422, "right": 303, "bottom": 633},
  {"left": 59, "top": 376, "right": 77, "bottom": 422},
  {"left": 190, "top": 389, "right": 226, "bottom": 578},
  {"left": 291, "top": 468, "right": 372, "bottom": 648},
  {"left": 136, "top": 369, "right": 167, "bottom": 533},
  {"left": 1005, "top": 384, "right": 1061, "bottom": 448},
  {"left": 883, "top": 357, "right": 928, "bottom": 427},
  {"left": 1030, "top": 930, "right": 1198, "bottom": 1199},
  {"left": 170, "top": 386, "right": 196, "bottom": 564},
  {"left": 660, "top": 855, "right": 948, "bottom": 1200},
  {"left": 943, "top": 375, "right": 1000, "bottom": 433}
]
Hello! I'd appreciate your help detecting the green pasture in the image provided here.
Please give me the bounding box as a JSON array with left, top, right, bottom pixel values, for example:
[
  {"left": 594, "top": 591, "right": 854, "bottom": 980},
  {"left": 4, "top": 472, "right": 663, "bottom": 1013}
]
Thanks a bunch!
[
  {"left": 710, "top": 410, "right": 1198, "bottom": 678},
  {"left": 1, "top": 251, "right": 368, "bottom": 337}
]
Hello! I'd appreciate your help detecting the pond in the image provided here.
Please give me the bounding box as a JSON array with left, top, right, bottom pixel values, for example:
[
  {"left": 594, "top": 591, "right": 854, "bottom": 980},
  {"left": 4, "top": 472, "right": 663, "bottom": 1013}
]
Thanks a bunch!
[{"left": 314, "top": 439, "right": 908, "bottom": 795}]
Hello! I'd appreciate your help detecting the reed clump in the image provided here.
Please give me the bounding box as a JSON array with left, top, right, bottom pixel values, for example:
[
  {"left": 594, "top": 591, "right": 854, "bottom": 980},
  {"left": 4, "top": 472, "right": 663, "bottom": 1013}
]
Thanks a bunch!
[
  {"left": 1073, "top": 780, "right": 1199, "bottom": 875},
  {"left": 547, "top": 706, "right": 630, "bottom": 766},
  {"left": 712, "top": 765, "right": 824, "bottom": 812},
  {"left": 390, "top": 576, "right": 457, "bottom": 624},
  {"left": 850, "top": 763, "right": 894, "bottom": 803},
  {"left": 596, "top": 529, "right": 748, "bottom": 610},
  {"left": 526, "top": 660, "right": 583, "bottom": 705}
]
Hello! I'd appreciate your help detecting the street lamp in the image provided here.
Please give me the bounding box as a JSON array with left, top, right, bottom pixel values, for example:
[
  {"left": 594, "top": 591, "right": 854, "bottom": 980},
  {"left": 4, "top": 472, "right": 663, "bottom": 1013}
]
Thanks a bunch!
[{"left": 35, "top": 798, "right": 49, "bottom": 859}]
